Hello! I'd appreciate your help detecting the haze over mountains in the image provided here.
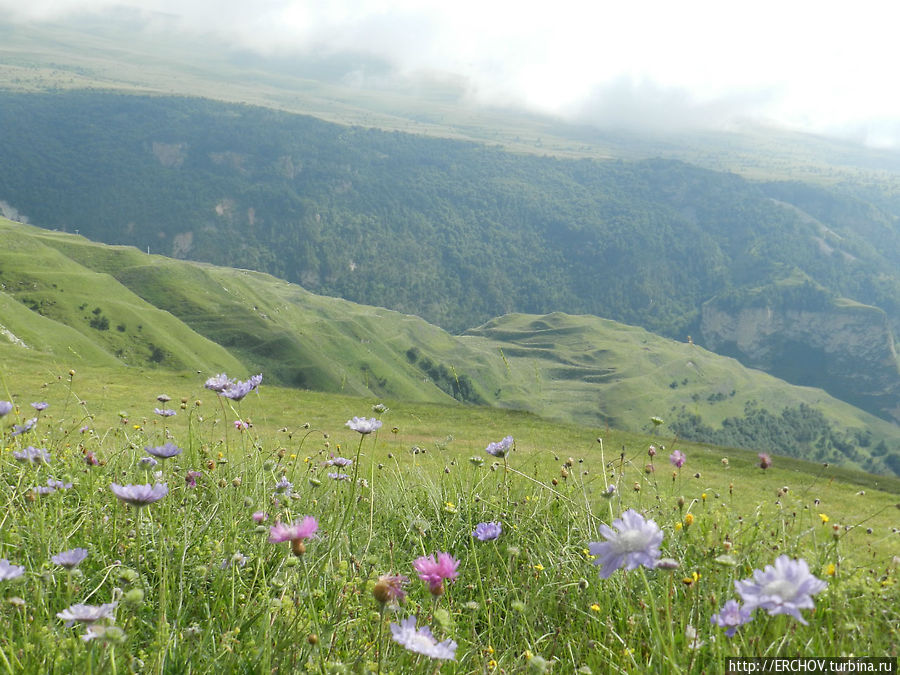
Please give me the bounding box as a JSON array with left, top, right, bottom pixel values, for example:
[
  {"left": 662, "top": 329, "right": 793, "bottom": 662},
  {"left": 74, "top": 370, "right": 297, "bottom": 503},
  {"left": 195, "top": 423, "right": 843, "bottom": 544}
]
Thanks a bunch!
[{"left": 0, "top": 16, "right": 899, "bottom": 474}]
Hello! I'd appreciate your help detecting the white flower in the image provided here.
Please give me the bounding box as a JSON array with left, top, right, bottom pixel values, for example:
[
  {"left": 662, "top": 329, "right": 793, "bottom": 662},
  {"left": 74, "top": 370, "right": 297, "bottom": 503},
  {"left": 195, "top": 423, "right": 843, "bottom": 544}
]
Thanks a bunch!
[{"left": 390, "top": 616, "right": 457, "bottom": 660}]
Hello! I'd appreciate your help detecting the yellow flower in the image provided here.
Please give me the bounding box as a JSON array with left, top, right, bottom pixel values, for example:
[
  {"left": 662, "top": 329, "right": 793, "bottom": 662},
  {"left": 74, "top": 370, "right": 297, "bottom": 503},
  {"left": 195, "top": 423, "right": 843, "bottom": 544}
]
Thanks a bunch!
[
  {"left": 289, "top": 454, "right": 296, "bottom": 460},
  {"left": 133, "top": 424, "right": 141, "bottom": 430},
  {"left": 825, "top": 563, "right": 836, "bottom": 576},
  {"left": 486, "top": 646, "right": 494, "bottom": 655},
  {"left": 701, "top": 493, "right": 707, "bottom": 501},
  {"left": 524, "top": 650, "right": 533, "bottom": 660},
  {"left": 532, "top": 564, "right": 544, "bottom": 572},
  {"left": 443, "top": 501, "right": 457, "bottom": 513},
  {"left": 590, "top": 603, "right": 601, "bottom": 612},
  {"left": 819, "top": 513, "right": 830, "bottom": 524},
  {"left": 304, "top": 457, "right": 310, "bottom": 463},
  {"left": 675, "top": 522, "right": 683, "bottom": 531},
  {"left": 488, "top": 660, "right": 497, "bottom": 669},
  {"left": 684, "top": 513, "right": 695, "bottom": 526}
]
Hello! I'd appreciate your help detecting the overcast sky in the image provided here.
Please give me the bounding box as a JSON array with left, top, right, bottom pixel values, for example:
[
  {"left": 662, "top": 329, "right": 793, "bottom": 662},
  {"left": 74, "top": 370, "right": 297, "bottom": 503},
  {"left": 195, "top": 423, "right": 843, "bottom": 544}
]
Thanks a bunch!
[{"left": 4, "top": 0, "right": 900, "bottom": 146}]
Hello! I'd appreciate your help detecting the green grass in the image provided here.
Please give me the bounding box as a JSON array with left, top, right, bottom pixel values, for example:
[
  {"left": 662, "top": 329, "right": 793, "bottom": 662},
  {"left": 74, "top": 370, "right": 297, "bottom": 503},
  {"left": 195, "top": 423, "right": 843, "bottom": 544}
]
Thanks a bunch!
[{"left": 0, "top": 364, "right": 898, "bottom": 673}]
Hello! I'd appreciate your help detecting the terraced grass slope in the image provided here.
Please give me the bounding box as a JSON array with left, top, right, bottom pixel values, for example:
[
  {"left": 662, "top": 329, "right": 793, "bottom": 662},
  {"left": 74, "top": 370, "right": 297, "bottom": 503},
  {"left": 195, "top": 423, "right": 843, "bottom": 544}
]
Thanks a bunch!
[{"left": 1, "top": 217, "right": 898, "bottom": 474}]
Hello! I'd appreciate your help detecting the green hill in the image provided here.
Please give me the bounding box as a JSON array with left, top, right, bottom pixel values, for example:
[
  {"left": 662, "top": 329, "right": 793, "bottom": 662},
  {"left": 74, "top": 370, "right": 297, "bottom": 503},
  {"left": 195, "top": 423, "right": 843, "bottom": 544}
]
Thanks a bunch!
[{"left": 1, "top": 217, "right": 898, "bottom": 475}]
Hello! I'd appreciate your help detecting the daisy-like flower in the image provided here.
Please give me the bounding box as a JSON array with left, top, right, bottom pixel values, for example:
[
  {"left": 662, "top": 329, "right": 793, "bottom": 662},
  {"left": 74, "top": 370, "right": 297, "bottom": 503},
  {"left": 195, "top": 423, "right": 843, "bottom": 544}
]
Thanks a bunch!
[
  {"left": 153, "top": 408, "right": 176, "bottom": 417},
  {"left": 735, "top": 555, "right": 827, "bottom": 625},
  {"left": 0, "top": 400, "right": 13, "bottom": 416},
  {"left": 472, "top": 522, "right": 502, "bottom": 541},
  {"left": 390, "top": 616, "right": 457, "bottom": 660},
  {"left": 31, "top": 401, "right": 49, "bottom": 412},
  {"left": 269, "top": 516, "right": 319, "bottom": 556},
  {"left": 325, "top": 456, "right": 353, "bottom": 467},
  {"left": 373, "top": 574, "right": 409, "bottom": 604},
  {"left": 57, "top": 602, "right": 117, "bottom": 626},
  {"left": 485, "top": 435, "right": 513, "bottom": 457},
  {"left": 10, "top": 418, "right": 37, "bottom": 437},
  {"left": 144, "top": 442, "right": 182, "bottom": 459},
  {"left": 710, "top": 599, "right": 753, "bottom": 637},
  {"left": 345, "top": 416, "right": 382, "bottom": 434},
  {"left": 413, "top": 552, "right": 459, "bottom": 595},
  {"left": 13, "top": 446, "right": 51, "bottom": 464},
  {"left": 110, "top": 483, "right": 168, "bottom": 507},
  {"left": 669, "top": 450, "right": 686, "bottom": 468},
  {"left": 204, "top": 373, "right": 234, "bottom": 392},
  {"left": 587, "top": 509, "right": 664, "bottom": 578},
  {"left": 0, "top": 559, "right": 25, "bottom": 581},
  {"left": 52, "top": 548, "right": 89, "bottom": 570}
]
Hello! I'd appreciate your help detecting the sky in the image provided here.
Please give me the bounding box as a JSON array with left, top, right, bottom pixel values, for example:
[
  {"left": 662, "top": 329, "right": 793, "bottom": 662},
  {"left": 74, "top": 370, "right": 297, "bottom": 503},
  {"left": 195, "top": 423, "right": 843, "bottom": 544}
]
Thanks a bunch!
[{"left": 3, "top": 0, "right": 900, "bottom": 147}]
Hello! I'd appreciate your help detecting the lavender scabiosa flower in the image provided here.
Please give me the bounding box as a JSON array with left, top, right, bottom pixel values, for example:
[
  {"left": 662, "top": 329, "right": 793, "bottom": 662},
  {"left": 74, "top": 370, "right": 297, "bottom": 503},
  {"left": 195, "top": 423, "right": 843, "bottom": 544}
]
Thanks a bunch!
[
  {"left": 485, "top": 435, "right": 514, "bottom": 458},
  {"left": 758, "top": 453, "right": 772, "bottom": 469},
  {"left": 47, "top": 478, "right": 73, "bottom": 490},
  {"left": 472, "top": 522, "right": 502, "bottom": 541},
  {"left": 669, "top": 450, "right": 686, "bottom": 468},
  {"left": 204, "top": 373, "right": 233, "bottom": 392},
  {"left": 735, "top": 555, "right": 827, "bottom": 625},
  {"left": 52, "top": 548, "right": 89, "bottom": 570},
  {"left": 710, "top": 599, "right": 753, "bottom": 637},
  {"left": 144, "top": 442, "right": 182, "bottom": 460},
  {"left": 269, "top": 516, "right": 319, "bottom": 556},
  {"left": 57, "top": 602, "right": 117, "bottom": 626},
  {"left": 390, "top": 616, "right": 457, "bottom": 660},
  {"left": 0, "top": 559, "right": 25, "bottom": 581},
  {"left": 10, "top": 418, "right": 37, "bottom": 437},
  {"left": 156, "top": 394, "right": 171, "bottom": 403},
  {"left": 138, "top": 457, "right": 159, "bottom": 471},
  {"left": 110, "top": 483, "right": 168, "bottom": 507},
  {"left": 221, "top": 374, "right": 262, "bottom": 401},
  {"left": 31, "top": 401, "right": 49, "bottom": 412},
  {"left": 13, "top": 446, "right": 51, "bottom": 464},
  {"left": 325, "top": 456, "right": 353, "bottom": 467},
  {"left": 273, "top": 476, "right": 293, "bottom": 496},
  {"left": 153, "top": 408, "right": 176, "bottom": 417},
  {"left": 413, "top": 552, "right": 459, "bottom": 596},
  {"left": 0, "top": 400, "right": 13, "bottom": 417},
  {"left": 588, "top": 509, "right": 664, "bottom": 578},
  {"left": 345, "top": 416, "right": 382, "bottom": 434},
  {"left": 328, "top": 472, "right": 351, "bottom": 481},
  {"left": 373, "top": 574, "right": 409, "bottom": 605}
]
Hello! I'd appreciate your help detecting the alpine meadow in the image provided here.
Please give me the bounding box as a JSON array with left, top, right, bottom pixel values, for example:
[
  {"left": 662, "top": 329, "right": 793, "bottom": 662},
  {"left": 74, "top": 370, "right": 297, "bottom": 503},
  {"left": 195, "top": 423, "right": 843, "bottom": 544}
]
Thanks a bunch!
[{"left": 0, "top": 14, "right": 899, "bottom": 675}]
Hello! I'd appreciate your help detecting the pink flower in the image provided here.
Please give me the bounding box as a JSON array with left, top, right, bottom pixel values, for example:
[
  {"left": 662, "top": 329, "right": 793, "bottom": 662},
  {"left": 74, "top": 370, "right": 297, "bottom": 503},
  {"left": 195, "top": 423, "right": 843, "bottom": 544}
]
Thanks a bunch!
[
  {"left": 234, "top": 420, "right": 249, "bottom": 431},
  {"left": 252, "top": 511, "right": 268, "bottom": 523},
  {"left": 669, "top": 450, "right": 686, "bottom": 468},
  {"left": 413, "top": 552, "right": 459, "bottom": 595},
  {"left": 269, "top": 516, "right": 319, "bottom": 556}
]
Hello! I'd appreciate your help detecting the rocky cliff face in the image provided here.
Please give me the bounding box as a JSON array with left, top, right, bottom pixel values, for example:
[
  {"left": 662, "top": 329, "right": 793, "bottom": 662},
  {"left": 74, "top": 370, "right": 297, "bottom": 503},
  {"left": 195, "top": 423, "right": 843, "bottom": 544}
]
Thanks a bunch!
[{"left": 700, "top": 298, "right": 900, "bottom": 424}]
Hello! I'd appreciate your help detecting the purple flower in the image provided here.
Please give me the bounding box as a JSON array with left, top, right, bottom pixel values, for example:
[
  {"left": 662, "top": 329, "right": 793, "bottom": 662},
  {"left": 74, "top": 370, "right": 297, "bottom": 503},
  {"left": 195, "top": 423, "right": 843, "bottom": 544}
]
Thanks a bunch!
[
  {"left": 47, "top": 478, "right": 73, "bottom": 490},
  {"left": 669, "top": 450, "right": 686, "bottom": 468},
  {"left": 0, "top": 400, "right": 13, "bottom": 417},
  {"left": 735, "top": 555, "right": 827, "bottom": 625},
  {"left": 273, "top": 476, "right": 293, "bottom": 496},
  {"left": 144, "top": 442, "right": 182, "bottom": 459},
  {"left": 485, "top": 435, "right": 514, "bottom": 457},
  {"left": 57, "top": 602, "right": 117, "bottom": 626},
  {"left": 52, "top": 548, "right": 89, "bottom": 570},
  {"left": 0, "top": 559, "right": 25, "bottom": 581},
  {"left": 110, "top": 483, "right": 168, "bottom": 507},
  {"left": 758, "top": 453, "right": 772, "bottom": 469},
  {"left": 711, "top": 599, "right": 753, "bottom": 637},
  {"left": 204, "top": 373, "right": 233, "bottom": 392},
  {"left": 588, "top": 509, "right": 664, "bottom": 578},
  {"left": 373, "top": 574, "right": 409, "bottom": 604},
  {"left": 10, "top": 418, "right": 37, "bottom": 437},
  {"left": 413, "top": 552, "right": 459, "bottom": 596},
  {"left": 252, "top": 511, "right": 268, "bottom": 523},
  {"left": 31, "top": 401, "right": 49, "bottom": 412},
  {"left": 153, "top": 408, "right": 176, "bottom": 417},
  {"left": 13, "top": 446, "right": 51, "bottom": 464},
  {"left": 328, "top": 472, "right": 350, "bottom": 481},
  {"left": 156, "top": 394, "right": 171, "bottom": 403},
  {"left": 234, "top": 419, "right": 249, "bottom": 430},
  {"left": 325, "top": 456, "right": 353, "bottom": 467},
  {"left": 185, "top": 471, "right": 202, "bottom": 488},
  {"left": 269, "top": 516, "right": 319, "bottom": 556},
  {"left": 345, "top": 416, "right": 382, "bottom": 434},
  {"left": 472, "top": 522, "right": 502, "bottom": 541},
  {"left": 138, "top": 456, "right": 159, "bottom": 470},
  {"left": 390, "top": 616, "right": 457, "bottom": 660},
  {"left": 221, "top": 374, "right": 262, "bottom": 401}
]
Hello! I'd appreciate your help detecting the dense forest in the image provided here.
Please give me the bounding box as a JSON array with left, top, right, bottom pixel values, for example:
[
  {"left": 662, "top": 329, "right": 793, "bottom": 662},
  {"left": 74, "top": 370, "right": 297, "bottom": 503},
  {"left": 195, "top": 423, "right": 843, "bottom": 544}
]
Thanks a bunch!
[{"left": 1, "top": 91, "right": 899, "bottom": 421}]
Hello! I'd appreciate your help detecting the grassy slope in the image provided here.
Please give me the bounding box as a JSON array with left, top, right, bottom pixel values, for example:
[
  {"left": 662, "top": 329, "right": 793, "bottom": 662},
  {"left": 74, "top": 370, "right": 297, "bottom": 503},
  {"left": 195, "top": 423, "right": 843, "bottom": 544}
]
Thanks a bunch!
[{"left": 2, "top": 217, "right": 898, "bottom": 477}]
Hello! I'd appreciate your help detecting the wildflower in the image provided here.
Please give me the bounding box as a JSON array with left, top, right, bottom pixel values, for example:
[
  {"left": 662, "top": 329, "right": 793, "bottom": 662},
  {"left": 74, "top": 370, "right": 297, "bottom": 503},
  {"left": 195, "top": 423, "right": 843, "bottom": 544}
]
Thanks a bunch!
[
  {"left": 52, "top": 548, "right": 89, "bottom": 570},
  {"left": 153, "top": 408, "right": 176, "bottom": 417},
  {"left": 655, "top": 558, "right": 680, "bottom": 570},
  {"left": 735, "top": 555, "right": 827, "bottom": 625},
  {"left": 0, "top": 559, "right": 25, "bottom": 581},
  {"left": 684, "top": 513, "right": 695, "bottom": 527},
  {"left": 84, "top": 451, "right": 99, "bottom": 466},
  {"left": 390, "top": 616, "right": 457, "bottom": 660},
  {"left": 57, "top": 602, "right": 117, "bottom": 626},
  {"left": 220, "top": 553, "right": 248, "bottom": 569},
  {"left": 156, "top": 394, "right": 171, "bottom": 402},
  {"left": 650, "top": 416, "right": 664, "bottom": 426},
  {"left": 710, "top": 599, "right": 753, "bottom": 637},
  {"left": 0, "top": 401, "right": 12, "bottom": 416},
  {"left": 204, "top": 373, "right": 234, "bottom": 392},
  {"left": 648, "top": 445, "right": 657, "bottom": 457},
  {"left": 602, "top": 484, "right": 617, "bottom": 498},
  {"left": 81, "top": 624, "right": 126, "bottom": 644},
  {"left": 590, "top": 603, "right": 601, "bottom": 612},
  {"left": 373, "top": 574, "right": 409, "bottom": 604},
  {"left": 234, "top": 420, "right": 249, "bottom": 430},
  {"left": 413, "top": 552, "right": 460, "bottom": 595},
  {"left": 587, "top": 509, "right": 663, "bottom": 578},
  {"left": 47, "top": 478, "right": 73, "bottom": 490},
  {"left": 758, "top": 453, "right": 772, "bottom": 469},
  {"left": 684, "top": 624, "right": 705, "bottom": 650},
  {"left": 824, "top": 563, "right": 836, "bottom": 576},
  {"left": 328, "top": 472, "right": 351, "bottom": 481},
  {"left": 221, "top": 375, "right": 262, "bottom": 401},
  {"left": 325, "top": 456, "right": 353, "bottom": 467},
  {"left": 185, "top": 471, "right": 202, "bottom": 488},
  {"left": 13, "top": 446, "right": 51, "bottom": 464},
  {"left": 273, "top": 476, "right": 293, "bottom": 496},
  {"left": 138, "top": 457, "right": 159, "bottom": 471},
  {"left": 252, "top": 511, "right": 268, "bottom": 523},
  {"left": 669, "top": 450, "right": 686, "bottom": 468},
  {"left": 144, "top": 442, "right": 182, "bottom": 460},
  {"left": 372, "top": 403, "right": 388, "bottom": 413},
  {"left": 345, "top": 416, "right": 382, "bottom": 434},
  {"left": 818, "top": 513, "right": 829, "bottom": 524},
  {"left": 269, "top": 516, "right": 318, "bottom": 556},
  {"left": 110, "top": 483, "right": 168, "bottom": 507},
  {"left": 485, "top": 435, "right": 514, "bottom": 457},
  {"left": 473, "top": 522, "right": 502, "bottom": 541},
  {"left": 31, "top": 402, "right": 49, "bottom": 412},
  {"left": 10, "top": 419, "right": 37, "bottom": 437}
]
